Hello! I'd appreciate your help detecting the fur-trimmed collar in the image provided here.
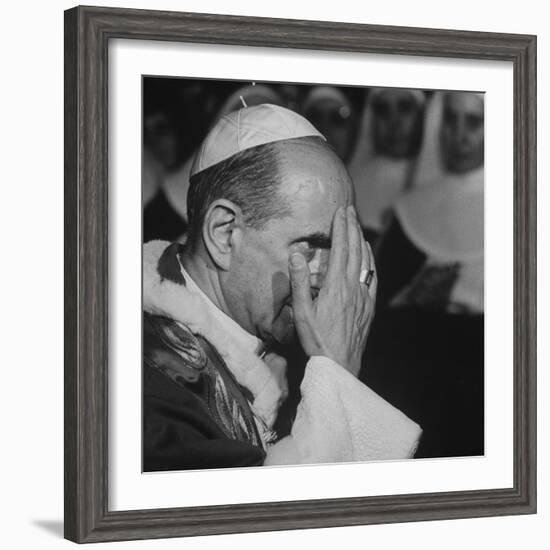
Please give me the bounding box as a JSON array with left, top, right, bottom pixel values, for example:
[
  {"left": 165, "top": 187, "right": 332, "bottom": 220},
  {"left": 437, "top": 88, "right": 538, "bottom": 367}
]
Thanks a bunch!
[{"left": 143, "top": 240, "right": 288, "bottom": 430}]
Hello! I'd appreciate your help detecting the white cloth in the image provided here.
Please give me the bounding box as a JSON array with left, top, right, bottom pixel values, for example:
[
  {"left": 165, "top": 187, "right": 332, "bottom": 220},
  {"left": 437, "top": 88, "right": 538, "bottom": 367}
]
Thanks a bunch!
[
  {"left": 394, "top": 91, "right": 485, "bottom": 313},
  {"left": 267, "top": 356, "right": 421, "bottom": 465},
  {"left": 191, "top": 103, "right": 325, "bottom": 176},
  {"left": 396, "top": 168, "right": 484, "bottom": 263},
  {"left": 347, "top": 88, "right": 425, "bottom": 232},
  {"left": 179, "top": 264, "right": 263, "bottom": 356},
  {"left": 143, "top": 240, "right": 422, "bottom": 464},
  {"left": 143, "top": 240, "right": 286, "bottom": 433}
]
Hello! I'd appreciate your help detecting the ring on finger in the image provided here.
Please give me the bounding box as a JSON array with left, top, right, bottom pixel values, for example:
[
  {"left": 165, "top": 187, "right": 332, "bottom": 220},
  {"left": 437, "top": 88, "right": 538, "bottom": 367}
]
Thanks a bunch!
[{"left": 359, "top": 269, "right": 375, "bottom": 287}]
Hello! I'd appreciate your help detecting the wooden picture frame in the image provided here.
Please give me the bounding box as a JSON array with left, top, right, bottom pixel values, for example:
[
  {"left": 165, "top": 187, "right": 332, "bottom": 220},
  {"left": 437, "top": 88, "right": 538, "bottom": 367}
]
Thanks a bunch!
[{"left": 64, "top": 5, "right": 536, "bottom": 543}]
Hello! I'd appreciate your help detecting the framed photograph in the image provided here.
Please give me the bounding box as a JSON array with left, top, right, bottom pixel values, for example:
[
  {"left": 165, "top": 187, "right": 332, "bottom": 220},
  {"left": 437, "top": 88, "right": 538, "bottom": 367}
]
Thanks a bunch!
[{"left": 64, "top": 5, "right": 536, "bottom": 543}]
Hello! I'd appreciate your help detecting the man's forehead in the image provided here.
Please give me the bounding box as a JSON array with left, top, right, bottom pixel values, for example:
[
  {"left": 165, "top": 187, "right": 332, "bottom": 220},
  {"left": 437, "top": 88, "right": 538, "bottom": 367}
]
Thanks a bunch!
[
  {"left": 285, "top": 175, "right": 341, "bottom": 199},
  {"left": 279, "top": 178, "right": 351, "bottom": 240},
  {"left": 276, "top": 139, "right": 352, "bottom": 198}
]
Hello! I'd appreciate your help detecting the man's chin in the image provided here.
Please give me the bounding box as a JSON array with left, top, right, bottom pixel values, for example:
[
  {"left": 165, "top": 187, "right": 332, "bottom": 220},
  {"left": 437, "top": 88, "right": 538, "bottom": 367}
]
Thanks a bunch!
[{"left": 272, "top": 326, "right": 298, "bottom": 346}]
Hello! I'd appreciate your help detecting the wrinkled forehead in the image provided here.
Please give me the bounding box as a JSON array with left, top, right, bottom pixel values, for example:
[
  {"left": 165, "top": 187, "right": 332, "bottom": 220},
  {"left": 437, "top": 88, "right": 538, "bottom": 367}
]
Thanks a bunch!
[
  {"left": 444, "top": 92, "right": 484, "bottom": 115},
  {"left": 276, "top": 138, "right": 353, "bottom": 203},
  {"left": 271, "top": 138, "right": 353, "bottom": 234}
]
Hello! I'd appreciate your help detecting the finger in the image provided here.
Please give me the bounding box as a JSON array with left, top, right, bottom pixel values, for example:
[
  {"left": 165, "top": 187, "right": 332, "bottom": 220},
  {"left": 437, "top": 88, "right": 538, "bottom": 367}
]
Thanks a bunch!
[
  {"left": 288, "top": 252, "right": 314, "bottom": 322},
  {"left": 308, "top": 248, "right": 328, "bottom": 294},
  {"left": 347, "top": 206, "right": 362, "bottom": 281},
  {"left": 325, "top": 206, "right": 348, "bottom": 288}
]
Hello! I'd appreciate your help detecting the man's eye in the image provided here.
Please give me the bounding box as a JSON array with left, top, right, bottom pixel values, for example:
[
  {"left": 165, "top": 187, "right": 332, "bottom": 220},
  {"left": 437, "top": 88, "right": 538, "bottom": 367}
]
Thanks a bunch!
[
  {"left": 294, "top": 242, "right": 316, "bottom": 261},
  {"left": 303, "top": 247, "right": 316, "bottom": 262}
]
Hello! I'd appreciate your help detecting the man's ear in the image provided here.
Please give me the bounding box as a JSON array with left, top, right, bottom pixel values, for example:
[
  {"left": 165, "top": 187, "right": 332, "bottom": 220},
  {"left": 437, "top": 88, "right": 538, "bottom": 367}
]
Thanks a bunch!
[{"left": 202, "top": 199, "right": 244, "bottom": 270}]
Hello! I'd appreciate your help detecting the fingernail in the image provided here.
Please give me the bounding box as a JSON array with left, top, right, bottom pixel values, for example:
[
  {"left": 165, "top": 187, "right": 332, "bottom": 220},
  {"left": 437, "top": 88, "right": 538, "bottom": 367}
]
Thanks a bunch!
[{"left": 290, "top": 253, "right": 305, "bottom": 268}]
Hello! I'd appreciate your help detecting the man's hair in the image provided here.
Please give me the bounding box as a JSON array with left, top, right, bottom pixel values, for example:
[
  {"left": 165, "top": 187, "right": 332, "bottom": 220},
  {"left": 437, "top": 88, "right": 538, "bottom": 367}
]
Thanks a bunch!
[
  {"left": 187, "top": 136, "right": 328, "bottom": 245},
  {"left": 187, "top": 139, "right": 299, "bottom": 245}
]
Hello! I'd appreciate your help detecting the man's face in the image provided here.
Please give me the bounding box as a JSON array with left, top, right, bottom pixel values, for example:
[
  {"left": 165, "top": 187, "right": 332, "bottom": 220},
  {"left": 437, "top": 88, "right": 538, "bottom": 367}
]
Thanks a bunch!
[
  {"left": 372, "top": 89, "right": 424, "bottom": 159},
  {"left": 222, "top": 139, "right": 353, "bottom": 346},
  {"left": 440, "top": 93, "right": 484, "bottom": 174}
]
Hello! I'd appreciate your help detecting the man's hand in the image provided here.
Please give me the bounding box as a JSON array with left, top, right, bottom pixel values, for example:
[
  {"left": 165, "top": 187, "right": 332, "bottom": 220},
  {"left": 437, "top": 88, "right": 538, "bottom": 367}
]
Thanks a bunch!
[{"left": 288, "top": 205, "right": 377, "bottom": 377}]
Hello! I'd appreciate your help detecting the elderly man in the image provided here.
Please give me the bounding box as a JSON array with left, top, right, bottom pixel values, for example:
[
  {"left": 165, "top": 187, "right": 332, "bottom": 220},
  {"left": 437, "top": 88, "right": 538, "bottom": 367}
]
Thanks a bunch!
[{"left": 142, "top": 104, "right": 421, "bottom": 471}]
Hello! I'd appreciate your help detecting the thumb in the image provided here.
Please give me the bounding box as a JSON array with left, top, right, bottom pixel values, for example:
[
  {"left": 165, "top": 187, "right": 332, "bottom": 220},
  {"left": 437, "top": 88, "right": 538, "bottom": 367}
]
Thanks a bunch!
[{"left": 289, "top": 253, "right": 313, "bottom": 320}]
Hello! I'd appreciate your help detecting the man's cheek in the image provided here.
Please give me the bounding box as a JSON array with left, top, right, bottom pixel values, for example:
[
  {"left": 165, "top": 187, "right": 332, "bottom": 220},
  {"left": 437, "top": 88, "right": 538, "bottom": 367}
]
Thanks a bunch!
[{"left": 271, "top": 269, "right": 292, "bottom": 308}]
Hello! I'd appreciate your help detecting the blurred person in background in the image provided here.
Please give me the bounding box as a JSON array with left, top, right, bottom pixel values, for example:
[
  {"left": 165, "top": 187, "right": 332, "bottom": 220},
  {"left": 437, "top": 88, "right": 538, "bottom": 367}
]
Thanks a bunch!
[
  {"left": 142, "top": 79, "right": 218, "bottom": 242},
  {"left": 302, "top": 86, "right": 357, "bottom": 164},
  {"left": 347, "top": 88, "right": 427, "bottom": 244},
  {"left": 278, "top": 83, "right": 303, "bottom": 113},
  {"left": 361, "top": 91, "right": 485, "bottom": 459},
  {"left": 142, "top": 92, "right": 181, "bottom": 206},
  {"left": 147, "top": 82, "right": 285, "bottom": 243},
  {"left": 376, "top": 91, "right": 484, "bottom": 314}
]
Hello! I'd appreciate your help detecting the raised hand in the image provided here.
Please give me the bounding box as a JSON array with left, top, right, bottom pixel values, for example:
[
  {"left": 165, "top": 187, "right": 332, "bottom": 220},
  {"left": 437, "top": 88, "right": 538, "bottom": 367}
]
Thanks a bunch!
[{"left": 288, "top": 205, "right": 377, "bottom": 377}]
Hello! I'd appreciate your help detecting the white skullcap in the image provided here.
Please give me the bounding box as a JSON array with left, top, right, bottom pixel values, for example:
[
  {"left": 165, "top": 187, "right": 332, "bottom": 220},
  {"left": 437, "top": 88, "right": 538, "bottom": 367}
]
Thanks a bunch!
[
  {"left": 216, "top": 84, "right": 284, "bottom": 119},
  {"left": 190, "top": 103, "right": 326, "bottom": 177}
]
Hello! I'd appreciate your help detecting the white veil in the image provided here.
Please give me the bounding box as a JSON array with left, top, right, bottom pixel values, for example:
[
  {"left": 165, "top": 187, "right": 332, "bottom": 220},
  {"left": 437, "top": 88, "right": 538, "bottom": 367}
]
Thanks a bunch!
[
  {"left": 347, "top": 88, "right": 427, "bottom": 232},
  {"left": 393, "top": 91, "right": 485, "bottom": 312},
  {"left": 395, "top": 91, "right": 484, "bottom": 262}
]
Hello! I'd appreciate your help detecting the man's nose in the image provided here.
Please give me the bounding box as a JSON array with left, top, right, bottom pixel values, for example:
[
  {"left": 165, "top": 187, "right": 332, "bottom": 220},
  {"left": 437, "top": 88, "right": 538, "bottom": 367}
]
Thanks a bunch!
[
  {"left": 309, "top": 272, "right": 324, "bottom": 292},
  {"left": 308, "top": 249, "right": 330, "bottom": 291}
]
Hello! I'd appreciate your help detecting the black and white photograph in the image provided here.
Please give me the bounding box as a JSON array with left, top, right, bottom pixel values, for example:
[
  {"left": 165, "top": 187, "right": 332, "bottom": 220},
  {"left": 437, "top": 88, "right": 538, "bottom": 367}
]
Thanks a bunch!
[
  {"left": 57, "top": 3, "right": 538, "bottom": 544},
  {"left": 142, "top": 77, "right": 485, "bottom": 472},
  {"left": 2, "top": 0, "right": 544, "bottom": 546}
]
